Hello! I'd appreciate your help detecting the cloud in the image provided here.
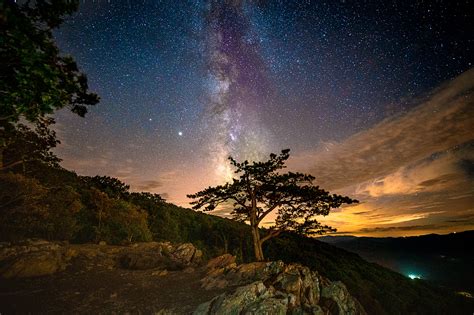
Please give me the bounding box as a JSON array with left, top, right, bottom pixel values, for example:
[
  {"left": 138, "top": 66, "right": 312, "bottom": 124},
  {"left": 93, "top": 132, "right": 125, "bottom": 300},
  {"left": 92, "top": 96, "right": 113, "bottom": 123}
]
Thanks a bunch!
[
  {"left": 134, "top": 180, "right": 162, "bottom": 191},
  {"left": 289, "top": 69, "right": 474, "bottom": 235},
  {"left": 354, "top": 142, "right": 471, "bottom": 198},
  {"left": 291, "top": 69, "right": 474, "bottom": 191},
  {"left": 357, "top": 225, "right": 438, "bottom": 233}
]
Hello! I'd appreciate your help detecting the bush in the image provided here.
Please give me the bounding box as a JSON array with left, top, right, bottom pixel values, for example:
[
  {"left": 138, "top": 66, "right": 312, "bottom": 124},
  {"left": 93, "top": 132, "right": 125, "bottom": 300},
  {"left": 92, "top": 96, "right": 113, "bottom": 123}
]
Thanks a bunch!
[
  {"left": 76, "top": 188, "right": 151, "bottom": 244},
  {"left": 44, "top": 185, "right": 82, "bottom": 241},
  {"left": 0, "top": 173, "right": 49, "bottom": 240},
  {"left": 105, "top": 199, "right": 152, "bottom": 243}
]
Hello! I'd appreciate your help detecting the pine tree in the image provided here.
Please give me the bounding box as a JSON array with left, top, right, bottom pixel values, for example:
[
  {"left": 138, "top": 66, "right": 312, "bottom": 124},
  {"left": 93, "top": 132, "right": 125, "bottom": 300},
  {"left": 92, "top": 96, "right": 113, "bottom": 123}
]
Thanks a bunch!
[{"left": 188, "top": 149, "right": 358, "bottom": 261}]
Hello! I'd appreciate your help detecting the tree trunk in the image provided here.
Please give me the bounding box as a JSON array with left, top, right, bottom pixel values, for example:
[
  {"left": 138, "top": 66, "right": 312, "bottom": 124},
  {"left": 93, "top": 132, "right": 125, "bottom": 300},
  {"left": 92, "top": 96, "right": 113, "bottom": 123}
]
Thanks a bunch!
[
  {"left": 249, "top": 190, "right": 265, "bottom": 261},
  {"left": 251, "top": 224, "right": 265, "bottom": 261}
]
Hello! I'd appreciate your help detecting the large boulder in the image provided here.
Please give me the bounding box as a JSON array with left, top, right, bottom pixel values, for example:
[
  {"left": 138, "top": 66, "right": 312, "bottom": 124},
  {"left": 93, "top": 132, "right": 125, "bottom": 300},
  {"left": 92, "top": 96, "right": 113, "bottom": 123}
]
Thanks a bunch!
[
  {"left": 0, "top": 240, "right": 67, "bottom": 278},
  {"left": 206, "top": 254, "right": 236, "bottom": 270},
  {"left": 197, "top": 258, "right": 365, "bottom": 315},
  {"left": 321, "top": 281, "right": 366, "bottom": 315},
  {"left": 273, "top": 264, "right": 320, "bottom": 307},
  {"left": 169, "top": 243, "right": 203, "bottom": 266},
  {"left": 194, "top": 281, "right": 284, "bottom": 315}
]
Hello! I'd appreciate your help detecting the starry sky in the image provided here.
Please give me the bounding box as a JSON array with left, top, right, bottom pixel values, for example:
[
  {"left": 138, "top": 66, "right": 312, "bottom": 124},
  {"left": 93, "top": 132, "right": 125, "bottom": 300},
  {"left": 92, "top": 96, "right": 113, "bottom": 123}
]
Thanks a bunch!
[{"left": 53, "top": 0, "right": 473, "bottom": 236}]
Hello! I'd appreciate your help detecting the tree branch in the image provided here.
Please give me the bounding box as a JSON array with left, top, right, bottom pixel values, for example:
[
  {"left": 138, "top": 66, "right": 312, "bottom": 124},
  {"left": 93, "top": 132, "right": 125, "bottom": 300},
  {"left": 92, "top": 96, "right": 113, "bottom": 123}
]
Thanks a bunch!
[
  {"left": 257, "top": 200, "right": 281, "bottom": 223},
  {"left": 260, "top": 228, "right": 283, "bottom": 244},
  {"left": 0, "top": 159, "right": 24, "bottom": 171}
]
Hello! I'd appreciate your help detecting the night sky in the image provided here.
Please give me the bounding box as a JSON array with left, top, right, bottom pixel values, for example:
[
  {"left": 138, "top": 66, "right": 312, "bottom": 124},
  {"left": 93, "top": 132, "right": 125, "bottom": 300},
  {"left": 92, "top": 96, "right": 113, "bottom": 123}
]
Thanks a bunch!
[{"left": 53, "top": 0, "right": 473, "bottom": 236}]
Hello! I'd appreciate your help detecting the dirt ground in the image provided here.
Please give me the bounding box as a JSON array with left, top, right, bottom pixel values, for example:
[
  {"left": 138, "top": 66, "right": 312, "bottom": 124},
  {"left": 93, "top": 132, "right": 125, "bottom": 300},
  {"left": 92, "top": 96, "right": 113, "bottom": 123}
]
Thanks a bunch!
[{"left": 0, "top": 253, "right": 228, "bottom": 314}]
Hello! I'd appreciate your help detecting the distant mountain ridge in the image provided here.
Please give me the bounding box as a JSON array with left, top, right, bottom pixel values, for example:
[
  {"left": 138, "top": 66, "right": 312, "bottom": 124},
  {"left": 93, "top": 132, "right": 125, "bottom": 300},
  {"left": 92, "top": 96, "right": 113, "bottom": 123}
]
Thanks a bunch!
[{"left": 319, "top": 231, "right": 474, "bottom": 292}]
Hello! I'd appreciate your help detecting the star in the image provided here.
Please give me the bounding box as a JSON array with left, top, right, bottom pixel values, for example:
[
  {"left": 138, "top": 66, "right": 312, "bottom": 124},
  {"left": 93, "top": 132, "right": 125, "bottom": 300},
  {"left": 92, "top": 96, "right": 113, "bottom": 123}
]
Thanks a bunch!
[{"left": 52, "top": 0, "right": 473, "bottom": 236}]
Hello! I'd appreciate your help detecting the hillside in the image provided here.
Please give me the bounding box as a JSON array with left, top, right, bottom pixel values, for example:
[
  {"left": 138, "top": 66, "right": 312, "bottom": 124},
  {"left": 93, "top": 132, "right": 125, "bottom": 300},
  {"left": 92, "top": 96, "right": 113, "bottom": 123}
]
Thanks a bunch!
[
  {"left": 1, "top": 163, "right": 473, "bottom": 314},
  {"left": 319, "top": 232, "right": 474, "bottom": 292}
]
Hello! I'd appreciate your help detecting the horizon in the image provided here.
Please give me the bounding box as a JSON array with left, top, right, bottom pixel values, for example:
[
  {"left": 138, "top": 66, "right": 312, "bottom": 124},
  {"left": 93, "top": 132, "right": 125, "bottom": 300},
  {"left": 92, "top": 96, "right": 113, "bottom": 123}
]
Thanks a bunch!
[
  {"left": 317, "top": 229, "right": 473, "bottom": 238},
  {"left": 51, "top": 0, "right": 473, "bottom": 237}
]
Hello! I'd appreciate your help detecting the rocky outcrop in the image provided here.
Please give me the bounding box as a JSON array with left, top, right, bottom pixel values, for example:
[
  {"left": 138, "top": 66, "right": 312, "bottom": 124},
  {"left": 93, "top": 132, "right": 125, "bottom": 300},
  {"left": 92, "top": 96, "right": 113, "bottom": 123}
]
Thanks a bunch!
[
  {"left": 119, "top": 242, "right": 203, "bottom": 270},
  {"left": 0, "top": 239, "right": 71, "bottom": 278},
  {"left": 170, "top": 243, "right": 203, "bottom": 266},
  {"left": 196, "top": 255, "right": 366, "bottom": 315},
  {"left": 0, "top": 239, "right": 203, "bottom": 278},
  {"left": 0, "top": 241, "right": 364, "bottom": 315}
]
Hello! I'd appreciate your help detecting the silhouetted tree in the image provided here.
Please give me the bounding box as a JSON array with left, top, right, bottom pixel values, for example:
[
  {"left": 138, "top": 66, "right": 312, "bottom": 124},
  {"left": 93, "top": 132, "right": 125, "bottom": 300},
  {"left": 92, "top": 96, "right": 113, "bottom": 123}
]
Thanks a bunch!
[
  {"left": 82, "top": 175, "right": 131, "bottom": 199},
  {"left": 0, "top": 0, "right": 99, "bottom": 168},
  {"left": 129, "top": 192, "right": 166, "bottom": 205},
  {"left": 188, "top": 149, "right": 358, "bottom": 261},
  {"left": 2, "top": 117, "right": 60, "bottom": 173}
]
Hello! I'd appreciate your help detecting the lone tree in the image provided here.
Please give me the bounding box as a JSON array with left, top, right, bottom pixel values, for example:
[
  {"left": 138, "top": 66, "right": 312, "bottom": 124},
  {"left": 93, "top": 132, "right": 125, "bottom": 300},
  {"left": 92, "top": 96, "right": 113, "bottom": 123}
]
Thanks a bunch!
[{"left": 187, "top": 149, "right": 358, "bottom": 261}]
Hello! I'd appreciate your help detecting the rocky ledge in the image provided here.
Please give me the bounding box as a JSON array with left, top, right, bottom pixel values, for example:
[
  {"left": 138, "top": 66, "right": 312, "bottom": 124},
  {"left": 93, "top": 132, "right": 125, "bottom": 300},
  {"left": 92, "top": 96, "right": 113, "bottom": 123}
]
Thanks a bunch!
[
  {"left": 196, "top": 254, "right": 366, "bottom": 315},
  {"left": 0, "top": 239, "right": 202, "bottom": 279},
  {"left": 0, "top": 240, "right": 365, "bottom": 314}
]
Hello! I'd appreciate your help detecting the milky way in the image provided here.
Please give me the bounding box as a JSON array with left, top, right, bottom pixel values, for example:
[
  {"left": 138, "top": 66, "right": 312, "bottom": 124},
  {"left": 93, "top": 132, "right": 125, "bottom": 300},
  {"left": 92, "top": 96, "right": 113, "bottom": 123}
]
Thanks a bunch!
[
  {"left": 204, "top": 1, "right": 275, "bottom": 180},
  {"left": 53, "top": 0, "right": 473, "bottom": 236}
]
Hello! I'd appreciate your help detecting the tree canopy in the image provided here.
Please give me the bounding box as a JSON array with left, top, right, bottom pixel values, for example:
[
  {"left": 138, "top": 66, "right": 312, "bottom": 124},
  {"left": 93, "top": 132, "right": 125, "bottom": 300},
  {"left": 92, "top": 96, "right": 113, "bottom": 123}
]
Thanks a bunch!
[
  {"left": 0, "top": 0, "right": 99, "bottom": 125},
  {"left": 0, "top": 0, "right": 99, "bottom": 169},
  {"left": 188, "top": 149, "right": 358, "bottom": 261}
]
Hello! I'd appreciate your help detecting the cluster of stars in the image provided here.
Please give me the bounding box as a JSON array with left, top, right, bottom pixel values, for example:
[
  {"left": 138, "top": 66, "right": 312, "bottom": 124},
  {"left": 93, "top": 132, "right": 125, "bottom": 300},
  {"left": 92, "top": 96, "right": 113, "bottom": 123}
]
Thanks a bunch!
[{"left": 52, "top": 0, "right": 472, "bottom": 227}]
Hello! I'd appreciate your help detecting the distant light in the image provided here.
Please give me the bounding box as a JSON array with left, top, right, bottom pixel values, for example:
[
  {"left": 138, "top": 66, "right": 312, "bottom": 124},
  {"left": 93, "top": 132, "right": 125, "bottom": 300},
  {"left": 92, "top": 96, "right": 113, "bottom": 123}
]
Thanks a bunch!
[
  {"left": 408, "top": 274, "right": 421, "bottom": 280},
  {"left": 178, "top": 131, "right": 183, "bottom": 136},
  {"left": 456, "top": 291, "right": 473, "bottom": 299}
]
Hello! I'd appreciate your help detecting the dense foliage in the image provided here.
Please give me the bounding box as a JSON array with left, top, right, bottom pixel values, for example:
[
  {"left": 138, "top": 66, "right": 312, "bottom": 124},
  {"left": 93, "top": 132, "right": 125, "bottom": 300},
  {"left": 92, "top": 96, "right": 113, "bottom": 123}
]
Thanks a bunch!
[
  {"left": 0, "top": 0, "right": 99, "bottom": 170},
  {"left": 0, "top": 0, "right": 99, "bottom": 124}
]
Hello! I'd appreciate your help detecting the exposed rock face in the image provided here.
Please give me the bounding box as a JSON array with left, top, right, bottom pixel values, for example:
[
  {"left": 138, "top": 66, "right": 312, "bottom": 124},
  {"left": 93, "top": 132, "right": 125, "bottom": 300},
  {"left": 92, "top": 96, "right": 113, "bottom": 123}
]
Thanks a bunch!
[
  {"left": 0, "top": 240, "right": 203, "bottom": 278},
  {"left": 170, "top": 243, "right": 203, "bottom": 266},
  {"left": 0, "top": 240, "right": 70, "bottom": 278},
  {"left": 206, "top": 254, "right": 236, "bottom": 270},
  {"left": 196, "top": 255, "right": 366, "bottom": 315},
  {"left": 321, "top": 281, "right": 362, "bottom": 315}
]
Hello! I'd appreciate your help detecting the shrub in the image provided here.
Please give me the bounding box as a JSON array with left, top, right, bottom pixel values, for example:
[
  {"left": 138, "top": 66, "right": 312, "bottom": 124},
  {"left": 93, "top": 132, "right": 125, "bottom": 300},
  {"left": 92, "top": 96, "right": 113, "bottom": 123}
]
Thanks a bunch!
[{"left": 0, "top": 173, "right": 49, "bottom": 240}]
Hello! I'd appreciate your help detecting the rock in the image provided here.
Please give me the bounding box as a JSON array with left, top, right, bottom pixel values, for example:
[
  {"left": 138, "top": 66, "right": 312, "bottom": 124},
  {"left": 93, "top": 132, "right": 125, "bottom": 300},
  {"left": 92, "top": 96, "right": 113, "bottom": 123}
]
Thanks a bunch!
[
  {"left": 64, "top": 248, "right": 78, "bottom": 260},
  {"left": 192, "top": 248, "right": 203, "bottom": 264},
  {"left": 201, "top": 260, "right": 286, "bottom": 290},
  {"left": 196, "top": 258, "right": 364, "bottom": 315},
  {"left": 243, "top": 297, "right": 288, "bottom": 315},
  {"left": 230, "top": 262, "right": 268, "bottom": 282},
  {"left": 273, "top": 264, "right": 320, "bottom": 306},
  {"left": 0, "top": 249, "right": 66, "bottom": 278},
  {"left": 98, "top": 241, "right": 107, "bottom": 246},
  {"left": 183, "top": 267, "right": 195, "bottom": 273},
  {"left": 155, "top": 309, "right": 176, "bottom": 315},
  {"left": 206, "top": 254, "right": 236, "bottom": 270},
  {"left": 194, "top": 281, "right": 269, "bottom": 315},
  {"left": 119, "top": 252, "right": 162, "bottom": 270},
  {"left": 169, "top": 243, "right": 203, "bottom": 266},
  {"left": 321, "top": 281, "right": 366, "bottom": 315},
  {"left": 289, "top": 305, "right": 326, "bottom": 315},
  {"left": 159, "top": 242, "right": 174, "bottom": 255},
  {"left": 151, "top": 270, "right": 168, "bottom": 276},
  {"left": 201, "top": 277, "right": 229, "bottom": 290}
]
